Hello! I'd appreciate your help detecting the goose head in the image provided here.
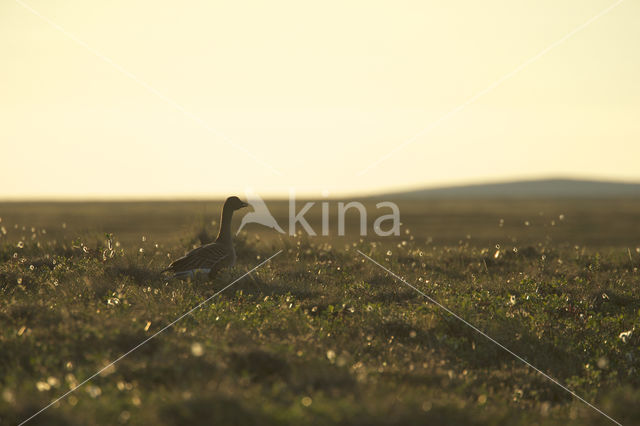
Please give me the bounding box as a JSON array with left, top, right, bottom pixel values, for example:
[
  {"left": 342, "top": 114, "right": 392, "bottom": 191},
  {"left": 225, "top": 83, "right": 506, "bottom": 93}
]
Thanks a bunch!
[{"left": 224, "top": 196, "right": 249, "bottom": 211}]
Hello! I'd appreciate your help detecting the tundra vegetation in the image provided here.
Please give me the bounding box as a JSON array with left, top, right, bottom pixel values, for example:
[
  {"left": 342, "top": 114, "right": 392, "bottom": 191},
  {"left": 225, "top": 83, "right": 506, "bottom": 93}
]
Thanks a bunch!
[{"left": 0, "top": 199, "right": 639, "bottom": 425}]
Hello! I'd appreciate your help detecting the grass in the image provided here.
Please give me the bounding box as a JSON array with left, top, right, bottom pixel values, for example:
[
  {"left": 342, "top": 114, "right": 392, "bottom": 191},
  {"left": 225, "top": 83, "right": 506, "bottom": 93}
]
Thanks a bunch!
[{"left": 0, "top": 199, "right": 639, "bottom": 425}]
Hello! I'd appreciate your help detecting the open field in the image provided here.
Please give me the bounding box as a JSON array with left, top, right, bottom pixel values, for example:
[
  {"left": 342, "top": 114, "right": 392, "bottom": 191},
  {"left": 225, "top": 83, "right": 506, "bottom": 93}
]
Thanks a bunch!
[{"left": 1, "top": 199, "right": 639, "bottom": 425}]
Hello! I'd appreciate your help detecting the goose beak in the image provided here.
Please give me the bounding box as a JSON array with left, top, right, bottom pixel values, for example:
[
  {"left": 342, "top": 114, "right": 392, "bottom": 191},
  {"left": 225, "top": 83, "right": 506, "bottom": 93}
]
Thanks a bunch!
[{"left": 240, "top": 201, "right": 249, "bottom": 208}]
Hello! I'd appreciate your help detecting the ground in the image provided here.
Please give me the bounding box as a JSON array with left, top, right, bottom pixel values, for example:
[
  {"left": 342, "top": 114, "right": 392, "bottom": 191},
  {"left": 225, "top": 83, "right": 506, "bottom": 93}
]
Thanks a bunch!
[{"left": 0, "top": 199, "right": 639, "bottom": 425}]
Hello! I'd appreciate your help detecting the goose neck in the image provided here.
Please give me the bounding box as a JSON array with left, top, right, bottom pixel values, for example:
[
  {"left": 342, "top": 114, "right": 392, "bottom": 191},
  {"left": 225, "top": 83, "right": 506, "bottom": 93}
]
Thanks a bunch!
[{"left": 216, "top": 205, "right": 234, "bottom": 244}]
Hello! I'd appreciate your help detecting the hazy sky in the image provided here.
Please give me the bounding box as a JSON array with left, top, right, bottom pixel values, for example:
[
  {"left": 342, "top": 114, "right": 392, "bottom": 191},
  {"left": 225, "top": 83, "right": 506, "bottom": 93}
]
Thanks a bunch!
[{"left": 1, "top": 0, "right": 639, "bottom": 199}]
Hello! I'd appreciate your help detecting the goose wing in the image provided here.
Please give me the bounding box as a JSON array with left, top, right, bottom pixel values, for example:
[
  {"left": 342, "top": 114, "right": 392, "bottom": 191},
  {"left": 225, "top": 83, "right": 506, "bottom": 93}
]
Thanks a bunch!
[{"left": 164, "top": 242, "right": 229, "bottom": 273}]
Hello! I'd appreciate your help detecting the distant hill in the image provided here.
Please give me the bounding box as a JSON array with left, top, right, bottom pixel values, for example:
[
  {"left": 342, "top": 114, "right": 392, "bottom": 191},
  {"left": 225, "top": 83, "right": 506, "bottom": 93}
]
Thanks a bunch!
[{"left": 380, "top": 179, "right": 640, "bottom": 199}]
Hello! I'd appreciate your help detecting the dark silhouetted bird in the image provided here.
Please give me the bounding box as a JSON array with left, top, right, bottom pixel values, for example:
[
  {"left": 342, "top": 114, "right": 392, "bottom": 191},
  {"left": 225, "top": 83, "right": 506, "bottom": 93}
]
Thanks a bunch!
[{"left": 163, "top": 196, "right": 248, "bottom": 279}]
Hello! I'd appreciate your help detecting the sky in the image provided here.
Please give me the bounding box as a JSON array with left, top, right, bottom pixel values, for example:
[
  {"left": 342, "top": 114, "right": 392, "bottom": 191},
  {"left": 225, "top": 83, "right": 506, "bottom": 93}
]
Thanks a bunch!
[{"left": 1, "top": 0, "right": 639, "bottom": 199}]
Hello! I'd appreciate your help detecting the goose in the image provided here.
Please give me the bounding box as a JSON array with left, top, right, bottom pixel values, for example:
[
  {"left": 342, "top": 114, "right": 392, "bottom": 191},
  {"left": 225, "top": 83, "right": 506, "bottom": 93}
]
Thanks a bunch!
[
  {"left": 163, "top": 196, "right": 248, "bottom": 279},
  {"left": 236, "top": 189, "right": 285, "bottom": 234}
]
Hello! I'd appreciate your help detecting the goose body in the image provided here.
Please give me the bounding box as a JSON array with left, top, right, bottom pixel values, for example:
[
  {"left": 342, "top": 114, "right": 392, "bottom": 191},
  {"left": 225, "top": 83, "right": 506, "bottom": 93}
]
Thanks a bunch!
[{"left": 163, "top": 196, "right": 247, "bottom": 278}]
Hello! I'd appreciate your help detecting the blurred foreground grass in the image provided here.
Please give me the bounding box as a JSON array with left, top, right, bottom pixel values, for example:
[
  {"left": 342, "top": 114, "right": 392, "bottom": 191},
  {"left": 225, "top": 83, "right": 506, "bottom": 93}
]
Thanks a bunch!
[{"left": 0, "top": 199, "right": 639, "bottom": 425}]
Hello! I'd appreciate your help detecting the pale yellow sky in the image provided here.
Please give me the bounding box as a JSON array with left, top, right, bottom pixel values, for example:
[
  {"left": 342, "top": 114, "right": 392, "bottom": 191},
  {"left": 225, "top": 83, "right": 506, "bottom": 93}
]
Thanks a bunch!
[{"left": 1, "top": 0, "right": 638, "bottom": 199}]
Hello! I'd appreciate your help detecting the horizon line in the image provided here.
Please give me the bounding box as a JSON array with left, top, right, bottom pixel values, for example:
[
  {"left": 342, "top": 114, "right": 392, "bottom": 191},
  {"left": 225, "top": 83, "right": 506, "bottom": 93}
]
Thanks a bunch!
[{"left": 2, "top": 175, "right": 640, "bottom": 203}]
